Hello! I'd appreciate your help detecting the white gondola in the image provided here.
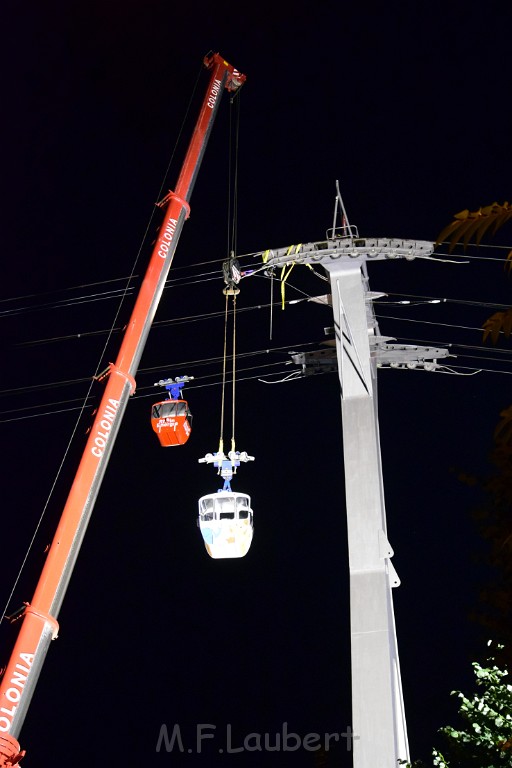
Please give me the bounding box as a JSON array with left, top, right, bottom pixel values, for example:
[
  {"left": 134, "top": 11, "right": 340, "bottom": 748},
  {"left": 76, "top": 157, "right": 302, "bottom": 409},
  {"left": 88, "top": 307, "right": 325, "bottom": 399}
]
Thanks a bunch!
[{"left": 198, "top": 491, "right": 253, "bottom": 559}]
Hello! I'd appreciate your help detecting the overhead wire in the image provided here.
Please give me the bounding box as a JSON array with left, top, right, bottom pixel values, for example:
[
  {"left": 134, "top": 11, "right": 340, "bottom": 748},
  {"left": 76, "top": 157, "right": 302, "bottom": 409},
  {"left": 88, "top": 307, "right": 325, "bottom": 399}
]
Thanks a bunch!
[
  {"left": 13, "top": 279, "right": 512, "bottom": 348},
  {"left": 3, "top": 237, "right": 512, "bottom": 424},
  {"left": 0, "top": 339, "right": 319, "bottom": 422},
  {"left": 2, "top": 237, "right": 512, "bottom": 324},
  {"left": 4, "top": 243, "right": 512, "bottom": 338},
  {"left": 5, "top": 277, "right": 512, "bottom": 410},
  {"left": 4, "top": 319, "right": 512, "bottom": 425}
]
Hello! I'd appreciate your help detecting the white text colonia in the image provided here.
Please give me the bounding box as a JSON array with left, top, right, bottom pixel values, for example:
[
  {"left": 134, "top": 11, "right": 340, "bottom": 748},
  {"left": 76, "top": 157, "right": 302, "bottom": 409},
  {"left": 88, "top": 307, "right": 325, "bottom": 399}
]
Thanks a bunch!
[
  {"left": 157, "top": 217, "right": 178, "bottom": 259},
  {"left": 0, "top": 653, "right": 34, "bottom": 731},
  {"left": 207, "top": 78, "right": 221, "bottom": 109},
  {"left": 91, "top": 399, "right": 119, "bottom": 458}
]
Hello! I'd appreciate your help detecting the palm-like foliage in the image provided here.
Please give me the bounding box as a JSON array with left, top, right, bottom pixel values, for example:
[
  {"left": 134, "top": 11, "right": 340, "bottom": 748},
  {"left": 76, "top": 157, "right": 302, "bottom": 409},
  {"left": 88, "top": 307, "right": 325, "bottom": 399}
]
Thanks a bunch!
[
  {"left": 436, "top": 202, "right": 512, "bottom": 669},
  {"left": 436, "top": 202, "right": 512, "bottom": 253},
  {"left": 438, "top": 202, "right": 512, "bottom": 346}
]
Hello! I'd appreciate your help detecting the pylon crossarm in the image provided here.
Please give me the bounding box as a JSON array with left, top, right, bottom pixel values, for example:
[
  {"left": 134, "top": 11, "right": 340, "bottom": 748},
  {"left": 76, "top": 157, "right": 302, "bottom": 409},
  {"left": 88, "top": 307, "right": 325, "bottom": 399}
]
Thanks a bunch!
[
  {"left": 291, "top": 342, "right": 452, "bottom": 376},
  {"left": 373, "top": 343, "right": 453, "bottom": 369},
  {"left": 252, "top": 237, "right": 434, "bottom": 269}
]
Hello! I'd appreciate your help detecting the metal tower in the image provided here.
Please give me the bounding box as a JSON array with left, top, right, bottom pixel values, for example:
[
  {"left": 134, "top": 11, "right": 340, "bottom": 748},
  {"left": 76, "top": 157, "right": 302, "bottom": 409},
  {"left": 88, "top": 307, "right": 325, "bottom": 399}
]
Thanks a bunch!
[{"left": 254, "top": 189, "right": 450, "bottom": 767}]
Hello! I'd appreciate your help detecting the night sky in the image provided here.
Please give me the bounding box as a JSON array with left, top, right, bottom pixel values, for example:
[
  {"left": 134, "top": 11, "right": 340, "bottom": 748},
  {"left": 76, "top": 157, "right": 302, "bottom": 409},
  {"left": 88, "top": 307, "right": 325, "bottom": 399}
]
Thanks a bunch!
[{"left": 1, "top": 2, "right": 512, "bottom": 766}]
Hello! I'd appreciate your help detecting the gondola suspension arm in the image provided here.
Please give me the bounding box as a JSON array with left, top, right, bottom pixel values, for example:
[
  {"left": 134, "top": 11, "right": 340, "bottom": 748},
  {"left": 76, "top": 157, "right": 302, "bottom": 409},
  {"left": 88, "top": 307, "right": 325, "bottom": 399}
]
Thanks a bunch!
[{"left": 199, "top": 257, "right": 253, "bottom": 493}]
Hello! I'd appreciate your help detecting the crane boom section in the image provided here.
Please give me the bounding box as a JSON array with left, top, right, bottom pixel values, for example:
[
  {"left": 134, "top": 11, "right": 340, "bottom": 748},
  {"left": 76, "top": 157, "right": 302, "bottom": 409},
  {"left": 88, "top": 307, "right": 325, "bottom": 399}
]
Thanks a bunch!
[{"left": 0, "top": 53, "right": 245, "bottom": 765}]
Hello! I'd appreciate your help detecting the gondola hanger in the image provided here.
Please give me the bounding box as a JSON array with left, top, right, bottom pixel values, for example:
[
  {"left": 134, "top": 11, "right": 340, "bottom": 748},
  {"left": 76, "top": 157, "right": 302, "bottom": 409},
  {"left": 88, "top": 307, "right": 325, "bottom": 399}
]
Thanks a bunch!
[
  {"left": 196, "top": 257, "right": 255, "bottom": 558},
  {"left": 196, "top": 95, "right": 255, "bottom": 559}
]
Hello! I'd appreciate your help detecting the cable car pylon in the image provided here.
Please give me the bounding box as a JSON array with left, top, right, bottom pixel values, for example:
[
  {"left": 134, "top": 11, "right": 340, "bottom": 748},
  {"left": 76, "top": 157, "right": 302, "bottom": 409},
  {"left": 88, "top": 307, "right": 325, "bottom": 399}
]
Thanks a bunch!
[
  {"left": 245, "top": 182, "right": 452, "bottom": 768},
  {"left": 197, "top": 255, "right": 255, "bottom": 559}
]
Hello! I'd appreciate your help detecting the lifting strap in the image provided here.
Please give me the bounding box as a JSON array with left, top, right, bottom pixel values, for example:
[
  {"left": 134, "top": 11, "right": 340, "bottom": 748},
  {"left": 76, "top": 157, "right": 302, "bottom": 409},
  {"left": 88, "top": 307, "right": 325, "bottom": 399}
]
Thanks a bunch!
[
  {"left": 219, "top": 290, "right": 238, "bottom": 457},
  {"left": 219, "top": 292, "right": 229, "bottom": 456},
  {"left": 218, "top": 91, "right": 242, "bottom": 461},
  {"left": 231, "top": 292, "right": 237, "bottom": 454}
]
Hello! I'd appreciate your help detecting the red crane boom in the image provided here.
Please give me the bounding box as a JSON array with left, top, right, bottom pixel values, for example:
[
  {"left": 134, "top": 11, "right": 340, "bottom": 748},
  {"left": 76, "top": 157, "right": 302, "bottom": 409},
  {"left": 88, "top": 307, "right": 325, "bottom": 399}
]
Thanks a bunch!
[{"left": 0, "top": 52, "right": 246, "bottom": 766}]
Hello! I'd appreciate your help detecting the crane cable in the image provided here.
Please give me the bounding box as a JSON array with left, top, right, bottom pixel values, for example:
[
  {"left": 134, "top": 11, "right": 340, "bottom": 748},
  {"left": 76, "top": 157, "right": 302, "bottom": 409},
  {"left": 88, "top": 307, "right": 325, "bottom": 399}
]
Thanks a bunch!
[
  {"left": 218, "top": 289, "right": 238, "bottom": 458},
  {"left": 219, "top": 292, "right": 229, "bottom": 455},
  {"left": 231, "top": 291, "right": 237, "bottom": 454},
  {"left": 218, "top": 89, "right": 242, "bottom": 459}
]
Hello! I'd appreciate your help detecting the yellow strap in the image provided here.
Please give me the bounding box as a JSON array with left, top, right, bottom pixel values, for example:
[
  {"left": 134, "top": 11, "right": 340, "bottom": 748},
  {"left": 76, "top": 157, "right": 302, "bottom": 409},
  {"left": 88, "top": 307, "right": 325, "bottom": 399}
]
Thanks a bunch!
[
  {"left": 280, "top": 263, "right": 294, "bottom": 309},
  {"left": 279, "top": 245, "right": 303, "bottom": 309},
  {"left": 262, "top": 249, "right": 270, "bottom": 263}
]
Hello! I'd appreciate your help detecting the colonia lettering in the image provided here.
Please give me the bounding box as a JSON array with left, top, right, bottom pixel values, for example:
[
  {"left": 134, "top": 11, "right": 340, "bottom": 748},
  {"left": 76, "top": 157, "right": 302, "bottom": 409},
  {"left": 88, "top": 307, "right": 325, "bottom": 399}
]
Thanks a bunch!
[
  {"left": 91, "top": 399, "right": 119, "bottom": 457},
  {"left": 207, "top": 78, "right": 221, "bottom": 109},
  {"left": 0, "top": 653, "right": 34, "bottom": 732},
  {"left": 157, "top": 217, "right": 178, "bottom": 259}
]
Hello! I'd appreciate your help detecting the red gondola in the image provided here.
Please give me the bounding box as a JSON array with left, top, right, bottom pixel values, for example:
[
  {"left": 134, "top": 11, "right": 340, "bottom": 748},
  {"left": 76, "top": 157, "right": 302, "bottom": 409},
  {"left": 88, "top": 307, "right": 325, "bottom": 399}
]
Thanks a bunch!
[{"left": 151, "top": 376, "right": 193, "bottom": 447}]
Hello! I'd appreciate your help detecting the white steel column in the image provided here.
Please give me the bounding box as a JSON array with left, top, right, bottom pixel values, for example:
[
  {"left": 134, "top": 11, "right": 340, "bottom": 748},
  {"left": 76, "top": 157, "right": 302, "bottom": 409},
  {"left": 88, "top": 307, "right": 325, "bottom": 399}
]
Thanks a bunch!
[
  {"left": 325, "top": 261, "right": 409, "bottom": 768},
  {"left": 256, "top": 229, "right": 440, "bottom": 767}
]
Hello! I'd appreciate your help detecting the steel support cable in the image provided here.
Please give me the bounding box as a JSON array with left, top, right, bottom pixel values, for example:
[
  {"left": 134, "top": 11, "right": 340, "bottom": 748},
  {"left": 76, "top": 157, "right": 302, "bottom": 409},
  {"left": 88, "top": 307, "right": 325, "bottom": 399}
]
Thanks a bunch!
[
  {"left": 7, "top": 297, "right": 512, "bottom": 405},
  {"left": 6, "top": 357, "right": 512, "bottom": 429},
  {"left": 436, "top": 242, "right": 512, "bottom": 261},
  {"left": 375, "top": 292, "right": 512, "bottom": 311},
  {"left": 396, "top": 334, "right": 512, "bottom": 357},
  {"left": 0, "top": 357, "right": 300, "bottom": 423},
  {"left": 0, "top": 362, "right": 297, "bottom": 424},
  {"left": 3, "top": 240, "right": 512, "bottom": 323},
  {"left": 0, "top": 275, "right": 138, "bottom": 311},
  {"left": 1, "top": 247, "right": 505, "bottom": 323},
  {"left": 11, "top": 298, "right": 511, "bottom": 406},
  {"left": 9, "top": 275, "right": 512, "bottom": 404},
  {"left": 1, "top": 333, "right": 321, "bottom": 403},
  {"left": 0, "top": 285, "right": 137, "bottom": 319},
  {"left": 375, "top": 312, "right": 489, "bottom": 334},
  {"left": 11, "top": 266, "right": 512, "bottom": 346},
  {"left": 14, "top": 292, "right": 291, "bottom": 348},
  {"left": 0, "top": 376, "right": 91, "bottom": 398},
  {"left": 138, "top": 339, "right": 323, "bottom": 377},
  {"left": 4, "top": 346, "right": 512, "bottom": 427},
  {"left": 5, "top": 339, "right": 471, "bottom": 424}
]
